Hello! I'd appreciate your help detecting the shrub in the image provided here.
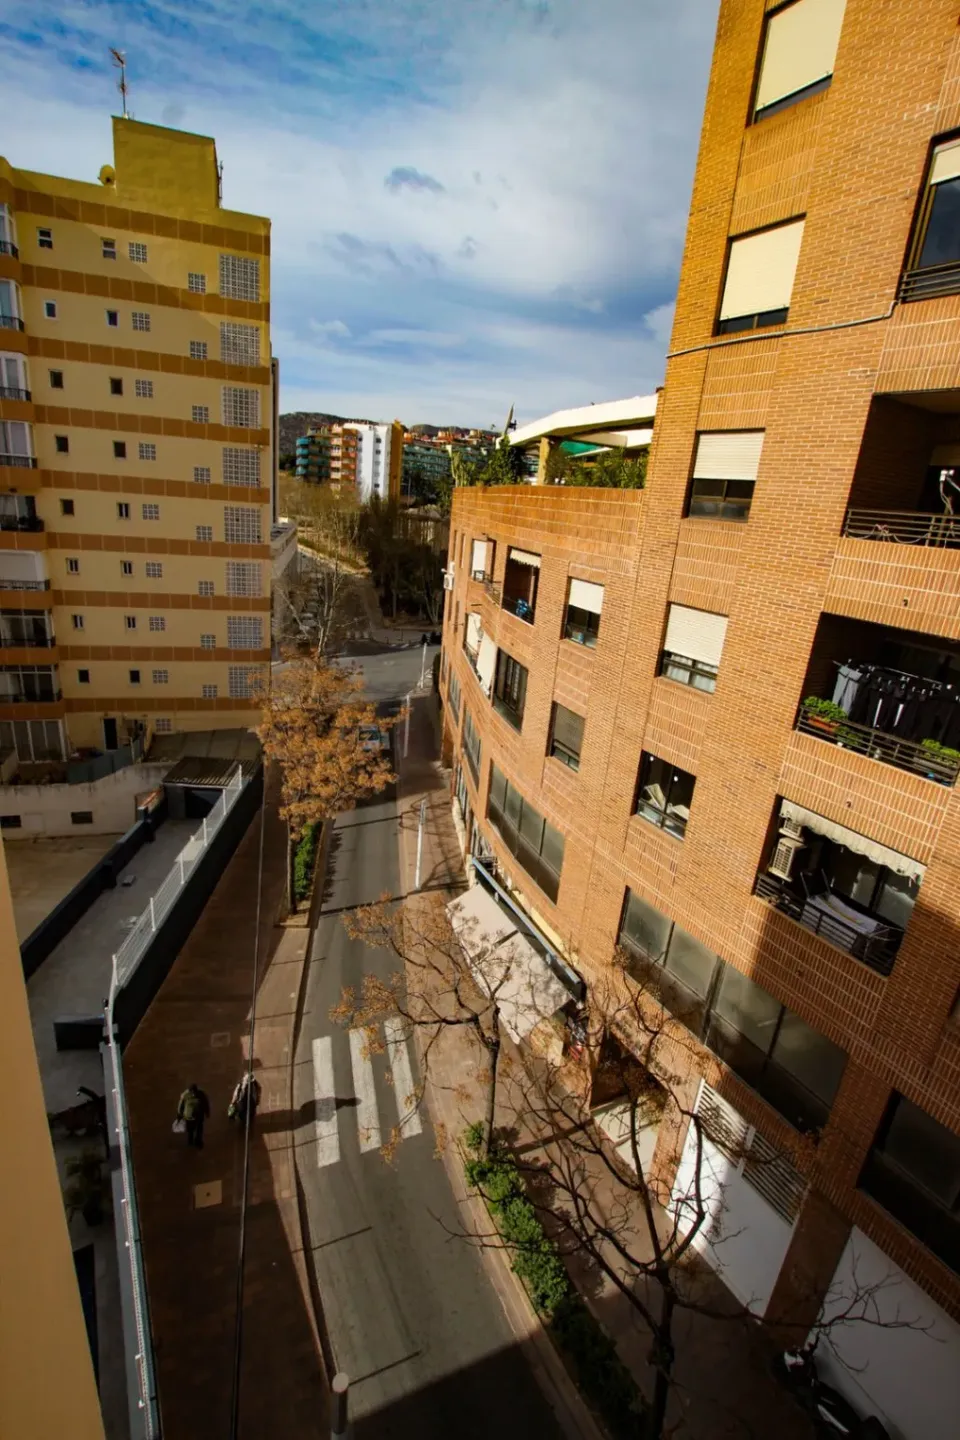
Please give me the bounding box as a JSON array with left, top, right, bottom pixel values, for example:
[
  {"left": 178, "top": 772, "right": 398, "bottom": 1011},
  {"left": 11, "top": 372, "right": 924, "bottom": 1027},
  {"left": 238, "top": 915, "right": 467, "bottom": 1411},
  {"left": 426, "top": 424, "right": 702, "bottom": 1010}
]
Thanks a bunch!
[
  {"left": 801, "top": 696, "right": 848, "bottom": 724},
  {"left": 293, "top": 822, "right": 319, "bottom": 902}
]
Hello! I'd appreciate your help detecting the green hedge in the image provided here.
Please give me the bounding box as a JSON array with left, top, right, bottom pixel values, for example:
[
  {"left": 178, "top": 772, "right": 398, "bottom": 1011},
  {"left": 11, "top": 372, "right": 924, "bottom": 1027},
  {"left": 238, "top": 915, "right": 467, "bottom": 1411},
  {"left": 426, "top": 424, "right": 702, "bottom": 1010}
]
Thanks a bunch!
[
  {"left": 293, "top": 823, "right": 320, "bottom": 903},
  {"left": 463, "top": 1125, "right": 647, "bottom": 1438}
]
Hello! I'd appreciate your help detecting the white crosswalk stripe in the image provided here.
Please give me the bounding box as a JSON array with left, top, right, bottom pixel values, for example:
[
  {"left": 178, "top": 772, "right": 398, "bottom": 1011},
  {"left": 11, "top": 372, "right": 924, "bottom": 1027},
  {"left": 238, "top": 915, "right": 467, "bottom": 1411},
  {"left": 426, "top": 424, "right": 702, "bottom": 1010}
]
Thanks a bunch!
[
  {"left": 311, "top": 1022, "right": 423, "bottom": 1168},
  {"left": 312, "top": 1035, "right": 340, "bottom": 1169},
  {"left": 349, "top": 1027, "right": 382, "bottom": 1153},
  {"left": 384, "top": 1016, "right": 423, "bottom": 1141}
]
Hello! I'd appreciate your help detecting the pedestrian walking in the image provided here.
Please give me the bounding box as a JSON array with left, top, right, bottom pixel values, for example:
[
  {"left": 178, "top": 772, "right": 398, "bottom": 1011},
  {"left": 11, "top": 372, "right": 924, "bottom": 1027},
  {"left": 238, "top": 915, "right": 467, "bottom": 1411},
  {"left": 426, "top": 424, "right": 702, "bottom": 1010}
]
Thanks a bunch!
[
  {"left": 176, "top": 1083, "right": 210, "bottom": 1149},
  {"left": 228, "top": 1072, "right": 261, "bottom": 1127}
]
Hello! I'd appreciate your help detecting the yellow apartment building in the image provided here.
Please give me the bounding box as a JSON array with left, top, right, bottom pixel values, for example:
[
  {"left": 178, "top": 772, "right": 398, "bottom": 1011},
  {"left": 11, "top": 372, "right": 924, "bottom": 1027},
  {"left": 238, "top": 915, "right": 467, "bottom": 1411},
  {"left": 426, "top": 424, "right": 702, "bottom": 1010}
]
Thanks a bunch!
[{"left": 0, "top": 117, "right": 274, "bottom": 758}]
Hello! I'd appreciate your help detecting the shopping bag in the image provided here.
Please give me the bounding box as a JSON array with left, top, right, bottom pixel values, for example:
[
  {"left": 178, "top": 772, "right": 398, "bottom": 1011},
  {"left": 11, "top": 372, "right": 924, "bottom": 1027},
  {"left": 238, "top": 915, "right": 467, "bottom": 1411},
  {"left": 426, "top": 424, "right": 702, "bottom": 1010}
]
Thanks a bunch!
[{"left": 172, "top": 1118, "right": 186, "bottom": 1134}]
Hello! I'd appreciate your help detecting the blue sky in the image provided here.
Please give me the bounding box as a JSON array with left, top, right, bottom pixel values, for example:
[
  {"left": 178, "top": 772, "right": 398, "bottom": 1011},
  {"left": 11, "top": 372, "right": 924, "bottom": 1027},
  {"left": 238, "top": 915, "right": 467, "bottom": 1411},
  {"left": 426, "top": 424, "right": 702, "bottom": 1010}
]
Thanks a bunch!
[{"left": 0, "top": 0, "right": 719, "bottom": 426}]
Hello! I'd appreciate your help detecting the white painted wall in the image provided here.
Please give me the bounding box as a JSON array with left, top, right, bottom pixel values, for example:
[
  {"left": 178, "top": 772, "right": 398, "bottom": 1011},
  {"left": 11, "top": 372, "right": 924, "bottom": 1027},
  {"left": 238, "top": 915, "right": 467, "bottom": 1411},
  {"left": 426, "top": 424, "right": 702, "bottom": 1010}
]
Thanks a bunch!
[
  {"left": 0, "top": 762, "right": 170, "bottom": 837},
  {"left": 814, "top": 1228, "right": 960, "bottom": 1440},
  {"left": 346, "top": 422, "right": 392, "bottom": 503}
]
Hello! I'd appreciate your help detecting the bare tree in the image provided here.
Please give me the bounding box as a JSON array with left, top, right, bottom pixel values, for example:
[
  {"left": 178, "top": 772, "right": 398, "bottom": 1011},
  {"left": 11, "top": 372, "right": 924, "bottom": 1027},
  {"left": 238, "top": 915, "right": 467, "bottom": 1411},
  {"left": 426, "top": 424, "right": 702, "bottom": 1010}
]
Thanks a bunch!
[{"left": 275, "top": 484, "right": 365, "bottom": 656}]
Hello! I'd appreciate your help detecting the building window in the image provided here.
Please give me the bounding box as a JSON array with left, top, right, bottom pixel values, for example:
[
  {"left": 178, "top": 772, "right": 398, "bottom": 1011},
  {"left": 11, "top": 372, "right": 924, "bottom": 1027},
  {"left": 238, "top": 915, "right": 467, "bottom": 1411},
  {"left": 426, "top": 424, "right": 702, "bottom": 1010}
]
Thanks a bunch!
[
  {"left": 148, "top": 616, "right": 165, "bottom": 632},
  {"left": 71, "top": 614, "right": 84, "bottom": 630},
  {"left": 492, "top": 649, "right": 528, "bottom": 730},
  {"left": 106, "top": 309, "right": 119, "bottom": 327},
  {"left": 222, "top": 386, "right": 260, "bottom": 428},
  {"left": 901, "top": 137, "right": 960, "bottom": 302},
  {"left": 660, "top": 604, "right": 728, "bottom": 692},
  {"left": 688, "top": 431, "right": 764, "bottom": 522},
  {"left": 71, "top": 811, "right": 94, "bottom": 824},
  {"left": 859, "top": 1093, "right": 960, "bottom": 1274},
  {"left": 125, "top": 615, "right": 137, "bottom": 630},
  {"left": 202, "top": 683, "right": 219, "bottom": 699},
  {"left": 191, "top": 404, "right": 210, "bottom": 424},
  {"left": 198, "top": 580, "right": 215, "bottom": 597},
  {"left": 134, "top": 378, "right": 154, "bottom": 399},
  {"left": 193, "top": 465, "right": 211, "bottom": 484},
  {"left": 219, "top": 253, "right": 261, "bottom": 302},
  {"left": 200, "top": 633, "right": 216, "bottom": 648},
  {"left": 226, "top": 615, "right": 263, "bottom": 649},
  {"left": 145, "top": 561, "right": 163, "bottom": 579},
  {"left": 54, "top": 435, "right": 69, "bottom": 454},
  {"left": 60, "top": 498, "right": 74, "bottom": 516},
  {"left": 635, "top": 752, "right": 696, "bottom": 839},
  {"left": 617, "top": 888, "right": 847, "bottom": 1133},
  {"left": 188, "top": 272, "right": 206, "bottom": 294},
  {"left": 43, "top": 300, "right": 57, "bottom": 320},
  {"left": 226, "top": 561, "right": 261, "bottom": 597},
  {"left": 223, "top": 505, "right": 262, "bottom": 544},
  {"left": 228, "top": 665, "right": 258, "bottom": 698},
  {"left": 77, "top": 669, "right": 90, "bottom": 684},
  {"left": 548, "top": 703, "right": 585, "bottom": 771},
  {"left": 222, "top": 446, "right": 261, "bottom": 487},
  {"left": 114, "top": 441, "right": 127, "bottom": 459},
  {"left": 37, "top": 227, "right": 53, "bottom": 250},
  {"left": 67, "top": 557, "right": 79, "bottom": 574},
  {"left": 117, "top": 502, "right": 130, "bottom": 519},
  {"left": 563, "top": 579, "right": 603, "bottom": 647},
  {"left": 129, "top": 669, "right": 141, "bottom": 684},
  {"left": 716, "top": 220, "right": 805, "bottom": 335},
  {"left": 487, "top": 763, "right": 565, "bottom": 904},
  {"left": 128, "top": 241, "right": 148, "bottom": 263},
  {"left": 102, "top": 238, "right": 116, "bottom": 260},
  {"left": 121, "top": 560, "right": 133, "bottom": 575},
  {"left": 0, "top": 814, "right": 21, "bottom": 829},
  {"left": 190, "top": 340, "right": 208, "bottom": 361},
  {"left": 155, "top": 718, "right": 172, "bottom": 733},
  {"left": 447, "top": 666, "right": 461, "bottom": 724},
  {"left": 142, "top": 503, "right": 160, "bottom": 520},
  {"left": 152, "top": 669, "right": 169, "bottom": 684},
  {"left": 220, "top": 321, "right": 261, "bottom": 365},
  {"left": 462, "top": 708, "right": 482, "bottom": 784},
  {"left": 132, "top": 311, "right": 151, "bottom": 332},
  {"left": 753, "top": 0, "right": 844, "bottom": 121},
  {"left": 49, "top": 369, "right": 63, "bottom": 389},
  {"left": 139, "top": 443, "right": 157, "bottom": 462},
  {"left": 196, "top": 525, "right": 214, "bottom": 543},
  {"left": 110, "top": 376, "right": 123, "bottom": 395}
]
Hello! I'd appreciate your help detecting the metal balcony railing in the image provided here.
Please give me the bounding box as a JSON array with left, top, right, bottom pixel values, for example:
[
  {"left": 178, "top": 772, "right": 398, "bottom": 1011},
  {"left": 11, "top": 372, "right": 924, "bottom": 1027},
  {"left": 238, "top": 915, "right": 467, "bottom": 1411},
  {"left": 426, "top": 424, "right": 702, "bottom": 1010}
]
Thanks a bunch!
[
  {"left": 0, "top": 689, "right": 62, "bottom": 704},
  {"left": 796, "top": 710, "right": 960, "bottom": 785},
  {"left": 0, "top": 386, "right": 30, "bottom": 402},
  {"left": 470, "top": 570, "right": 502, "bottom": 605},
  {"left": 0, "top": 634, "right": 54, "bottom": 649},
  {"left": 0, "top": 578, "right": 49, "bottom": 591},
  {"left": 899, "top": 261, "right": 960, "bottom": 304},
  {"left": 0, "top": 514, "right": 42, "bottom": 531},
  {"left": 0, "top": 455, "right": 37, "bottom": 470},
  {"left": 842, "top": 508, "right": 960, "bottom": 548},
  {"left": 502, "top": 593, "right": 535, "bottom": 623},
  {"left": 0, "top": 314, "right": 25, "bottom": 331},
  {"left": 754, "top": 871, "right": 902, "bottom": 977},
  {"left": 0, "top": 240, "right": 19, "bottom": 258}
]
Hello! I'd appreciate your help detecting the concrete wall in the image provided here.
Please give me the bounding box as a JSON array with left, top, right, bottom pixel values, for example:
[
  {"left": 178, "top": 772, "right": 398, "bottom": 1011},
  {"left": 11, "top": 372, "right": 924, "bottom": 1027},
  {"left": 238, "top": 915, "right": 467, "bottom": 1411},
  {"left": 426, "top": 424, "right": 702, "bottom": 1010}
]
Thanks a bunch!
[{"left": 0, "top": 760, "right": 170, "bottom": 835}]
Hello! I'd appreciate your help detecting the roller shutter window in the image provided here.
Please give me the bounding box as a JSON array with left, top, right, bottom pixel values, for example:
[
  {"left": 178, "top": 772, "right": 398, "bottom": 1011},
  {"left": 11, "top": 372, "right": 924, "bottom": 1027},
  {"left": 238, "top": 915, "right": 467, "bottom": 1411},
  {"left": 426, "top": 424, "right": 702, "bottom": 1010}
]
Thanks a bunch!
[
  {"left": 690, "top": 431, "right": 765, "bottom": 522},
  {"left": 717, "top": 220, "right": 805, "bottom": 335},
  {"left": 471, "top": 539, "right": 489, "bottom": 577},
  {"left": 662, "top": 605, "right": 728, "bottom": 693},
  {"left": 564, "top": 578, "right": 604, "bottom": 648},
  {"left": 754, "top": 0, "right": 847, "bottom": 119},
  {"left": 465, "top": 612, "right": 483, "bottom": 655}
]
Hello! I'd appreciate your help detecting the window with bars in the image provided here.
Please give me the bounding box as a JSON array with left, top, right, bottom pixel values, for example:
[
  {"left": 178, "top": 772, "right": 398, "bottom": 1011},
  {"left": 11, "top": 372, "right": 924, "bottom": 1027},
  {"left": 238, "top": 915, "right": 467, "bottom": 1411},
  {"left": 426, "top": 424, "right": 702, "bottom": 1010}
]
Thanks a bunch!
[
  {"left": 129, "top": 241, "right": 148, "bottom": 263},
  {"left": 202, "top": 683, "right": 219, "bottom": 699},
  {"left": 37, "top": 227, "right": 53, "bottom": 250},
  {"left": 226, "top": 561, "right": 262, "bottom": 597},
  {"left": 221, "top": 386, "right": 260, "bottom": 428},
  {"left": 227, "top": 615, "right": 263, "bottom": 649},
  {"left": 228, "top": 665, "right": 258, "bottom": 698},
  {"left": 198, "top": 580, "right": 215, "bottom": 597},
  {"left": 196, "top": 525, "right": 213, "bottom": 542},
  {"left": 191, "top": 404, "right": 210, "bottom": 424},
  {"left": 219, "top": 253, "right": 261, "bottom": 302},
  {"left": 222, "top": 447, "right": 261, "bottom": 486},
  {"left": 224, "top": 505, "right": 262, "bottom": 544},
  {"left": 71, "top": 614, "right": 84, "bottom": 630},
  {"left": 142, "top": 502, "right": 160, "bottom": 519},
  {"left": 132, "top": 311, "right": 151, "bottom": 332},
  {"left": 200, "top": 633, "right": 216, "bottom": 648},
  {"left": 155, "top": 718, "right": 172, "bottom": 733},
  {"left": 117, "top": 501, "right": 130, "bottom": 518},
  {"left": 189, "top": 340, "right": 208, "bottom": 361},
  {"left": 220, "top": 322, "right": 261, "bottom": 365},
  {"left": 148, "top": 616, "right": 165, "bottom": 632},
  {"left": 188, "top": 272, "right": 206, "bottom": 294},
  {"left": 139, "top": 443, "right": 157, "bottom": 462},
  {"left": 145, "top": 561, "right": 163, "bottom": 579},
  {"left": 134, "top": 378, "right": 154, "bottom": 399},
  {"left": 125, "top": 615, "right": 137, "bottom": 630},
  {"left": 121, "top": 560, "right": 133, "bottom": 575},
  {"left": 152, "top": 669, "right": 169, "bottom": 684},
  {"left": 102, "top": 238, "right": 116, "bottom": 260},
  {"left": 67, "top": 557, "right": 79, "bottom": 574},
  {"left": 193, "top": 465, "right": 211, "bottom": 484}
]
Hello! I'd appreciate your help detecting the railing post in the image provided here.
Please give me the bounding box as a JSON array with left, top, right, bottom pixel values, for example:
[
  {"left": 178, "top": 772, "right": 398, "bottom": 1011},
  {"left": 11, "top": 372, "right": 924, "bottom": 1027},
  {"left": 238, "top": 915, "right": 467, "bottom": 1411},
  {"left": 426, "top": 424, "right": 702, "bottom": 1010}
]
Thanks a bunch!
[
  {"left": 149, "top": 896, "right": 156, "bottom": 932},
  {"left": 202, "top": 817, "right": 208, "bottom": 845}
]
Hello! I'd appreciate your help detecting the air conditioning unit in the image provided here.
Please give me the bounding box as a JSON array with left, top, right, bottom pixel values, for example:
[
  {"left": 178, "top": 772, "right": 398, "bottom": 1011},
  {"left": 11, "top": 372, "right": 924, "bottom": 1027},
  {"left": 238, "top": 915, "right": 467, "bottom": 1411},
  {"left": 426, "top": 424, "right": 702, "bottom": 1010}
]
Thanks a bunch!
[
  {"left": 768, "top": 819, "right": 806, "bottom": 880},
  {"left": 442, "top": 568, "right": 455, "bottom": 591}
]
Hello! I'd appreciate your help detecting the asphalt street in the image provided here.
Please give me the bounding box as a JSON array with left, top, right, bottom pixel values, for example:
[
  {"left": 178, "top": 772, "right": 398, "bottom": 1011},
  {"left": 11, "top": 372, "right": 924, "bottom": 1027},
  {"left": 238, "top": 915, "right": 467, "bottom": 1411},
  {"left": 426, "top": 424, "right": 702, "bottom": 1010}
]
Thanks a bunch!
[{"left": 292, "top": 645, "right": 566, "bottom": 1438}]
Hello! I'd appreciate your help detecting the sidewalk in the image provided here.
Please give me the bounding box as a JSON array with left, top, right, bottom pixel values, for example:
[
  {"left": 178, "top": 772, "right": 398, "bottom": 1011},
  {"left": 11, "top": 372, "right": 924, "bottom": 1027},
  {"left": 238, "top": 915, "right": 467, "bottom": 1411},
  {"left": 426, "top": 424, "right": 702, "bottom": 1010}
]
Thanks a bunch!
[
  {"left": 394, "top": 692, "right": 812, "bottom": 1440},
  {"left": 123, "top": 772, "right": 327, "bottom": 1440}
]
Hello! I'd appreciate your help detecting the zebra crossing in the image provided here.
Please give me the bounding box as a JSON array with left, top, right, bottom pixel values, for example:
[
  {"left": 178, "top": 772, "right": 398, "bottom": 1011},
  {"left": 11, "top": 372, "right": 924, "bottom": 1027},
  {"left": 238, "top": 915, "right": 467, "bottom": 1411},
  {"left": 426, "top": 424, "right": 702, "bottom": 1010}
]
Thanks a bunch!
[{"left": 311, "top": 1021, "right": 423, "bottom": 1169}]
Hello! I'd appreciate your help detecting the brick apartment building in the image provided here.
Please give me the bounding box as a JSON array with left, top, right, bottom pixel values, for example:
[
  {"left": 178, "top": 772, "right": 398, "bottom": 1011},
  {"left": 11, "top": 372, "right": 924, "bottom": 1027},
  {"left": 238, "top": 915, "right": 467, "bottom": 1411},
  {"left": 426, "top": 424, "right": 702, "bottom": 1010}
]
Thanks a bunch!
[{"left": 439, "top": 2, "right": 960, "bottom": 1432}]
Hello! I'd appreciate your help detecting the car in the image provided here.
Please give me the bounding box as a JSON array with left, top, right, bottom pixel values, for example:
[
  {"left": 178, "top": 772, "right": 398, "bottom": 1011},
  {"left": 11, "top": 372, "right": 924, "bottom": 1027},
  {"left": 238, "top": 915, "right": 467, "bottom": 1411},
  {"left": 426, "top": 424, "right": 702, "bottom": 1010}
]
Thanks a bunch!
[{"left": 358, "top": 723, "right": 390, "bottom": 755}]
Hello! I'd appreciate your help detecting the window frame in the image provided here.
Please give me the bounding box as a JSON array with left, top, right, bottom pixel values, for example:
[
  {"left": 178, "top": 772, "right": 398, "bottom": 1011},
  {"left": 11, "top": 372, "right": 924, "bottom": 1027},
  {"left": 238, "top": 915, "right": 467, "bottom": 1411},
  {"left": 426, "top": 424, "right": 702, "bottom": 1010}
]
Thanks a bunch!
[
  {"left": 548, "top": 702, "right": 585, "bottom": 771},
  {"left": 563, "top": 602, "right": 601, "bottom": 648},
  {"left": 492, "top": 648, "right": 528, "bottom": 730},
  {"left": 634, "top": 751, "right": 697, "bottom": 839}
]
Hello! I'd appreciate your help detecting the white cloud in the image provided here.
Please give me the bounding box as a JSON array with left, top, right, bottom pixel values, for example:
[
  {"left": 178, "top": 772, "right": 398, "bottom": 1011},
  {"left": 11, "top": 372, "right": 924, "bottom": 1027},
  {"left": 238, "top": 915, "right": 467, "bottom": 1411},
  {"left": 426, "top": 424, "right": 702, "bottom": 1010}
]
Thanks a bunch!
[
  {"left": 644, "top": 301, "right": 677, "bottom": 348},
  {"left": 309, "top": 318, "right": 352, "bottom": 338},
  {"left": 368, "top": 328, "right": 464, "bottom": 348}
]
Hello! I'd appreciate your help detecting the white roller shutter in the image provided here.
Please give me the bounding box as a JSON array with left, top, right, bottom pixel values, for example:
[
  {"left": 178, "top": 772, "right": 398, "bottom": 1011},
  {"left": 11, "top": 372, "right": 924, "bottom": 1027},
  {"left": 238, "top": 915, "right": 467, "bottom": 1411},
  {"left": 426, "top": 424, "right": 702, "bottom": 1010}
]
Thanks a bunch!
[
  {"left": 755, "top": 0, "right": 846, "bottom": 114},
  {"left": 930, "top": 139, "right": 960, "bottom": 187},
  {"left": 465, "top": 613, "right": 483, "bottom": 652},
  {"left": 693, "top": 432, "right": 764, "bottom": 482},
  {"left": 471, "top": 539, "right": 488, "bottom": 574},
  {"left": 664, "top": 605, "right": 728, "bottom": 666},
  {"left": 508, "top": 547, "right": 541, "bottom": 568},
  {"left": 718, "top": 220, "right": 805, "bottom": 322},
  {"left": 568, "top": 578, "right": 603, "bottom": 614},
  {"left": 477, "top": 634, "right": 497, "bottom": 694}
]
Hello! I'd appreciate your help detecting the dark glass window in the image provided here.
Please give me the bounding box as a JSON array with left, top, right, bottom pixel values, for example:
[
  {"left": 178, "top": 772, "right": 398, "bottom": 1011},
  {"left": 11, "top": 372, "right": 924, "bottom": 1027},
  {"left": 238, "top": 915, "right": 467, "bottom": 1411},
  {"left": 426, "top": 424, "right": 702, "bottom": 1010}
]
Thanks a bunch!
[
  {"left": 54, "top": 435, "right": 69, "bottom": 454},
  {"left": 462, "top": 707, "right": 481, "bottom": 785},
  {"left": 114, "top": 441, "right": 127, "bottom": 459},
  {"left": 71, "top": 811, "right": 94, "bottom": 824},
  {"left": 660, "top": 650, "right": 718, "bottom": 693},
  {"left": 60, "top": 498, "right": 74, "bottom": 516},
  {"left": 860, "top": 1094, "right": 960, "bottom": 1275},
  {"left": 446, "top": 666, "right": 461, "bottom": 723},
  {"left": 689, "top": 477, "right": 755, "bottom": 521},
  {"left": 635, "top": 752, "right": 696, "bottom": 838},
  {"left": 492, "top": 650, "right": 527, "bottom": 730},
  {"left": 110, "top": 376, "right": 123, "bottom": 395},
  {"left": 619, "top": 889, "right": 673, "bottom": 965},
  {"left": 563, "top": 604, "right": 600, "bottom": 647},
  {"left": 548, "top": 703, "right": 584, "bottom": 771},
  {"left": 49, "top": 369, "right": 63, "bottom": 389},
  {"left": 919, "top": 175, "right": 960, "bottom": 270},
  {"left": 487, "top": 763, "right": 565, "bottom": 903}
]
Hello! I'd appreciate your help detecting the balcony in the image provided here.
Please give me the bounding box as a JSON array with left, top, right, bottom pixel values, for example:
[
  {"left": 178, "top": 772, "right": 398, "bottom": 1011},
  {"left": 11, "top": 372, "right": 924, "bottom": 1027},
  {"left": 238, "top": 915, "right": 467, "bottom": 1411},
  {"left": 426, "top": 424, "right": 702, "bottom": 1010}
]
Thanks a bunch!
[
  {"left": 842, "top": 508, "right": 960, "bottom": 548},
  {"left": 0, "top": 634, "right": 54, "bottom": 649},
  {"left": 0, "top": 514, "right": 43, "bottom": 532},
  {"left": 0, "top": 387, "right": 30, "bottom": 403},
  {"left": 0, "top": 688, "right": 62, "bottom": 704},
  {"left": 0, "top": 454, "right": 37, "bottom": 470},
  {"left": 0, "top": 315, "right": 25, "bottom": 332},
  {"left": 501, "top": 547, "right": 540, "bottom": 624},
  {"left": 796, "top": 706, "right": 960, "bottom": 786},
  {"left": 0, "top": 241, "right": 19, "bottom": 259},
  {"left": 755, "top": 872, "right": 903, "bottom": 977},
  {"left": 0, "top": 578, "right": 49, "bottom": 592}
]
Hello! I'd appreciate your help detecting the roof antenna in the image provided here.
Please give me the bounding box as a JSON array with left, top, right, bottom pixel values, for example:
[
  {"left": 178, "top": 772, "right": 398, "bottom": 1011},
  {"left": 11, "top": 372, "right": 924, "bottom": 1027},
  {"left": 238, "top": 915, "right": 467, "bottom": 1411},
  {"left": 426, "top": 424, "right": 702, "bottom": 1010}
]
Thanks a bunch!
[{"left": 110, "top": 49, "right": 130, "bottom": 118}]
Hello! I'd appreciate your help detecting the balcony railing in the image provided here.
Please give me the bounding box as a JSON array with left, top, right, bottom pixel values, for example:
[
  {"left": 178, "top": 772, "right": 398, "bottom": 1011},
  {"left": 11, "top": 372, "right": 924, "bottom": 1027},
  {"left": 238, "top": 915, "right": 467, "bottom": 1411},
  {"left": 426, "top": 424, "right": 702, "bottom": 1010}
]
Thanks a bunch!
[
  {"left": 0, "top": 240, "right": 19, "bottom": 259},
  {"left": 842, "top": 508, "right": 960, "bottom": 549},
  {"left": 899, "top": 261, "right": 960, "bottom": 304},
  {"left": 0, "top": 578, "right": 49, "bottom": 591},
  {"left": 0, "top": 315, "right": 25, "bottom": 331},
  {"left": 0, "top": 514, "right": 42, "bottom": 532},
  {"left": 0, "top": 455, "right": 37, "bottom": 470},
  {"left": 502, "top": 594, "right": 535, "bottom": 623},
  {"left": 0, "top": 386, "right": 30, "bottom": 402},
  {"left": 0, "top": 634, "right": 54, "bottom": 649},
  {"left": 0, "top": 689, "right": 62, "bottom": 704},
  {"left": 796, "top": 710, "right": 960, "bottom": 786},
  {"left": 471, "top": 570, "right": 502, "bottom": 605},
  {"left": 754, "top": 871, "right": 902, "bottom": 977}
]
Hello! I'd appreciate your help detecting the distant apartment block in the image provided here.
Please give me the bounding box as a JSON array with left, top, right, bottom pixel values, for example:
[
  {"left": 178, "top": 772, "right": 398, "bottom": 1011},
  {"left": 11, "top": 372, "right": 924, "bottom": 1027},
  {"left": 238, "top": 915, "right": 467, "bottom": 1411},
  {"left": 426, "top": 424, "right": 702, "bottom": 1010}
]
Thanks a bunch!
[
  {"left": 295, "top": 428, "right": 331, "bottom": 483},
  {"left": 346, "top": 419, "right": 404, "bottom": 503}
]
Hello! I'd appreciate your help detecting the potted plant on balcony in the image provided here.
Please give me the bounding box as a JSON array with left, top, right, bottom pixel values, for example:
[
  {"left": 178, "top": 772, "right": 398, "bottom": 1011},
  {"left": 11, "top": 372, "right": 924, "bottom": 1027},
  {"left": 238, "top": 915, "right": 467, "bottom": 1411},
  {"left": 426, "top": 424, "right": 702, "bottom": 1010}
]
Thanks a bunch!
[
  {"left": 801, "top": 696, "right": 848, "bottom": 737},
  {"left": 917, "top": 738, "right": 960, "bottom": 784}
]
